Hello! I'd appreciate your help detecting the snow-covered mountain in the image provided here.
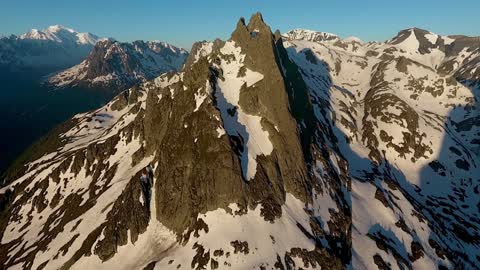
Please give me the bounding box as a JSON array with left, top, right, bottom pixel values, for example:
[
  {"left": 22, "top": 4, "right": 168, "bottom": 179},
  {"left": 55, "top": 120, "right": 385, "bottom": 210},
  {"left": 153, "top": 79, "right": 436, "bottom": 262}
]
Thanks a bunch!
[
  {"left": 0, "top": 25, "right": 100, "bottom": 70},
  {"left": 19, "top": 25, "right": 99, "bottom": 45},
  {"left": 47, "top": 39, "right": 189, "bottom": 89},
  {"left": 0, "top": 13, "right": 479, "bottom": 270},
  {"left": 283, "top": 29, "right": 342, "bottom": 43},
  {"left": 283, "top": 25, "right": 480, "bottom": 269}
]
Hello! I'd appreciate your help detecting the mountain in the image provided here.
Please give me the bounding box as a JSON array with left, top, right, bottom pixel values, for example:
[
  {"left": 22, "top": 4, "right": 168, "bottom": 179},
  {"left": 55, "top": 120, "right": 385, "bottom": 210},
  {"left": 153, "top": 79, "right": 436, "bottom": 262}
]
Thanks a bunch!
[
  {"left": 0, "top": 25, "right": 100, "bottom": 70},
  {"left": 47, "top": 39, "right": 189, "bottom": 89},
  {"left": 19, "top": 25, "right": 98, "bottom": 45},
  {"left": 0, "top": 13, "right": 479, "bottom": 270},
  {"left": 283, "top": 29, "right": 341, "bottom": 43},
  {"left": 283, "top": 24, "right": 480, "bottom": 269},
  {"left": 0, "top": 25, "right": 187, "bottom": 183}
]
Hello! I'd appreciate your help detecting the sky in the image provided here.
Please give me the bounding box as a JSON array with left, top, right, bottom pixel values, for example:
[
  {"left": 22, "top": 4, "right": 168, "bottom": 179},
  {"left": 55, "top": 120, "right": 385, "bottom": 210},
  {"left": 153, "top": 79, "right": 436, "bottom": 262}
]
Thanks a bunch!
[{"left": 1, "top": 0, "right": 479, "bottom": 50}]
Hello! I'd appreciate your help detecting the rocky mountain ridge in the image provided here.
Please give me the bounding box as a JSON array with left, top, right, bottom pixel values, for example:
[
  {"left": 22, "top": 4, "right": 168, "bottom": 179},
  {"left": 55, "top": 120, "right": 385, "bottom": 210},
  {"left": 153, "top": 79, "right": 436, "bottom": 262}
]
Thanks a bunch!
[{"left": 47, "top": 39, "right": 188, "bottom": 90}]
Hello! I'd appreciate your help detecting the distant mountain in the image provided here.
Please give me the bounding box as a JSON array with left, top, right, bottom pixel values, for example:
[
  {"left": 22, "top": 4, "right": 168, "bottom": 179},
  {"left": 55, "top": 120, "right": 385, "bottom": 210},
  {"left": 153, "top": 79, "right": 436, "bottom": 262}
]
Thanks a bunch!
[
  {"left": 0, "top": 25, "right": 100, "bottom": 70},
  {"left": 383, "top": 28, "right": 480, "bottom": 70},
  {"left": 47, "top": 39, "right": 188, "bottom": 89},
  {"left": 0, "top": 25, "right": 188, "bottom": 176},
  {"left": 19, "top": 25, "right": 98, "bottom": 45},
  {"left": 283, "top": 29, "right": 342, "bottom": 43}
]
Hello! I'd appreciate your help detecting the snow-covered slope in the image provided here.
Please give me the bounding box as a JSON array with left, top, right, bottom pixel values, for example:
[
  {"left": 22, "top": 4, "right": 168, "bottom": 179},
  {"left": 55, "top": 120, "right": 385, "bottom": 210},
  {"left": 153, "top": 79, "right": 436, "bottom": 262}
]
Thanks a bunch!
[
  {"left": 47, "top": 39, "right": 188, "bottom": 89},
  {"left": 0, "top": 25, "right": 100, "bottom": 69},
  {"left": 0, "top": 13, "right": 479, "bottom": 270},
  {"left": 283, "top": 25, "right": 480, "bottom": 269}
]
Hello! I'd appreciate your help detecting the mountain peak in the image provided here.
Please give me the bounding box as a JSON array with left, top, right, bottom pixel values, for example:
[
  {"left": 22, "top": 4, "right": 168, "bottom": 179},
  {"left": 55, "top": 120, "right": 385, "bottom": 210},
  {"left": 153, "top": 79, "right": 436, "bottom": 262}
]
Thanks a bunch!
[
  {"left": 387, "top": 27, "right": 459, "bottom": 57},
  {"left": 283, "top": 29, "right": 340, "bottom": 43},
  {"left": 20, "top": 28, "right": 47, "bottom": 40},
  {"left": 391, "top": 27, "right": 437, "bottom": 43},
  {"left": 19, "top": 25, "right": 99, "bottom": 45},
  {"left": 405, "top": 27, "right": 431, "bottom": 34},
  {"left": 248, "top": 12, "right": 264, "bottom": 25},
  {"left": 46, "top": 25, "right": 75, "bottom": 33},
  {"left": 230, "top": 12, "right": 272, "bottom": 45},
  {"left": 236, "top": 16, "right": 246, "bottom": 27}
]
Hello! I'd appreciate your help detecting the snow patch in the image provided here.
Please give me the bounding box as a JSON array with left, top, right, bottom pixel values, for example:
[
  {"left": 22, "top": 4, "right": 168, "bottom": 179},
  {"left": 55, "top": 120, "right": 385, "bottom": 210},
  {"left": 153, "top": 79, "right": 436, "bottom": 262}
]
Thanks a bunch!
[
  {"left": 424, "top": 33, "right": 438, "bottom": 44},
  {"left": 214, "top": 41, "right": 272, "bottom": 180},
  {"left": 155, "top": 193, "right": 315, "bottom": 269}
]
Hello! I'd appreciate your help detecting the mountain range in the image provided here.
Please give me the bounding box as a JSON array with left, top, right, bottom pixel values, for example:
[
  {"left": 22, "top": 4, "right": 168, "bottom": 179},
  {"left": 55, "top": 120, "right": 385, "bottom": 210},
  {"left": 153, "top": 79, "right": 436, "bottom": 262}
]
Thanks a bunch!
[
  {"left": 0, "top": 25, "right": 189, "bottom": 89},
  {"left": 0, "top": 25, "right": 189, "bottom": 175},
  {"left": 0, "top": 25, "right": 99, "bottom": 70},
  {"left": 47, "top": 39, "right": 189, "bottom": 90},
  {"left": 0, "top": 13, "right": 479, "bottom": 270}
]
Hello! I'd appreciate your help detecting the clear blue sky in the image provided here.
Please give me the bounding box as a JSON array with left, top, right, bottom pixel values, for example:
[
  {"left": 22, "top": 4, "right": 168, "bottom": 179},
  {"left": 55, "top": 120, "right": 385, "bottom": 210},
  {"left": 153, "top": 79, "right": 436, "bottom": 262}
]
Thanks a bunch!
[{"left": 1, "top": 0, "right": 479, "bottom": 50}]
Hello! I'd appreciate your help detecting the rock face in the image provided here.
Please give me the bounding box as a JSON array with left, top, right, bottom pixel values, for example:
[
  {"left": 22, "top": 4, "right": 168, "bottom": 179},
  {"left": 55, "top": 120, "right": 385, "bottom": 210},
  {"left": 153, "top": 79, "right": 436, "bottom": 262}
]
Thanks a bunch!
[
  {"left": 0, "top": 25, "right": 99, "bottom": 70},
  {"left": 47, "top": 39, "right": 189, "bottom": 90},
  {"left": 0, "top": 13, "right": 479, "bottom": 270}
]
